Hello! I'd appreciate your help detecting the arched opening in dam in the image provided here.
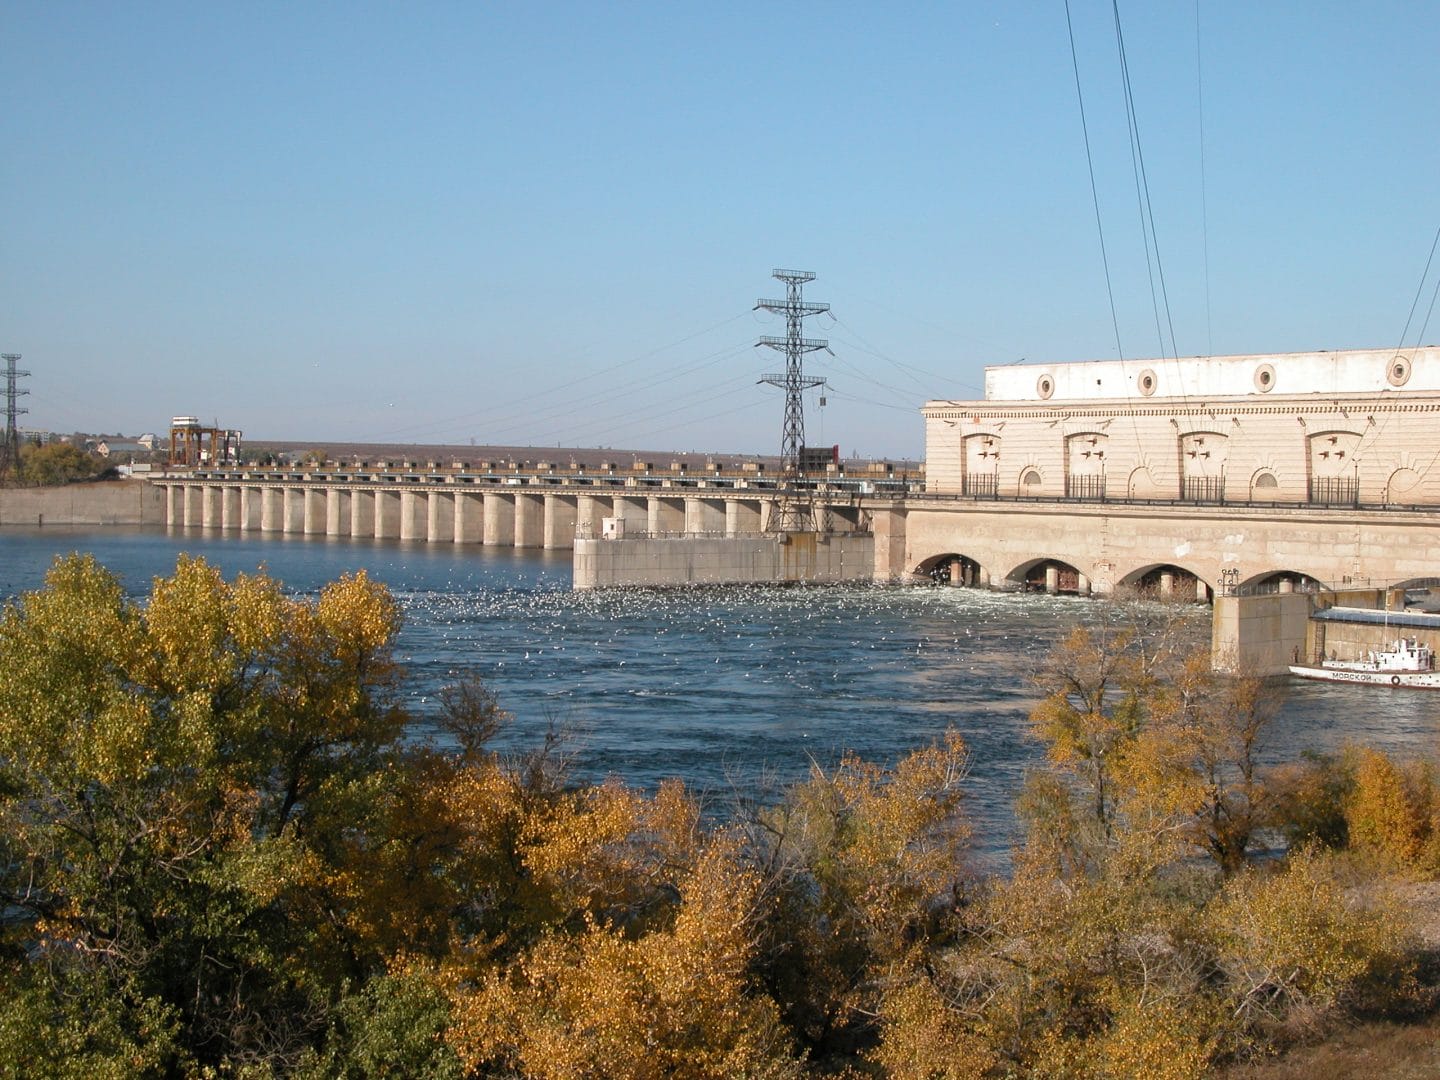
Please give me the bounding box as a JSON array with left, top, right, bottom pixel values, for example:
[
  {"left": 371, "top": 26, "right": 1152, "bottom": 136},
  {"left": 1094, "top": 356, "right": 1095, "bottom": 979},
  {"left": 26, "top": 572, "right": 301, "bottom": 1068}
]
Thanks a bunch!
[
  {"left": 1119, "top": 563, "right": 1213, "bottom": 603},
  {"left": 913, "top": 552, "right": 984, "bottom": 586},
  {"left": 1008, "top": 558, "right": 1088, "bottom": 595},
  {"left": 1241, "top": 570, "right": 1327, "bottom": 595}
]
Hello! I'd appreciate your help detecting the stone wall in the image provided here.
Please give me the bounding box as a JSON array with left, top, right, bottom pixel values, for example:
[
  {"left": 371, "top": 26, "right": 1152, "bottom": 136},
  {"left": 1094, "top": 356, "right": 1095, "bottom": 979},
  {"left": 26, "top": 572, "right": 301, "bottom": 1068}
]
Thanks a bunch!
[
  {"left": 0, "top": 480, "right": 166, "bottom": 526},
  {"left": 1211, "top": 593, "right": 1312, "bottom": 675}
]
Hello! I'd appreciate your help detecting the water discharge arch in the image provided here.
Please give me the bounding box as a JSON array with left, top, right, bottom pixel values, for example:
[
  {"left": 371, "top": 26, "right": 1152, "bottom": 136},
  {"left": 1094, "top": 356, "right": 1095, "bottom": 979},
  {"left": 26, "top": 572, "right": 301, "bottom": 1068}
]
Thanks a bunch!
[
  {"left": 1240, "top": 569, "right": 1330, "bottom": 595},
  {"left": 1117, "top": 562, "right": 1212, "bottom": 602},
  {"left": 914, "top": 551, "right": 985, "bottom": 586},
  {"left": 1007, "top": 557, "right": 1088, "bottom": 595}
]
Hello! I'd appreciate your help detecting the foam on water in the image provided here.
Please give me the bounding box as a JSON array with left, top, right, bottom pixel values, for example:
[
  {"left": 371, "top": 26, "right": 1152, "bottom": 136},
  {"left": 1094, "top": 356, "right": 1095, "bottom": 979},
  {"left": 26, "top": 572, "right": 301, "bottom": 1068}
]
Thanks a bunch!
[{"left": 4, "top": 525, "right": 1439, "bottom": 864}]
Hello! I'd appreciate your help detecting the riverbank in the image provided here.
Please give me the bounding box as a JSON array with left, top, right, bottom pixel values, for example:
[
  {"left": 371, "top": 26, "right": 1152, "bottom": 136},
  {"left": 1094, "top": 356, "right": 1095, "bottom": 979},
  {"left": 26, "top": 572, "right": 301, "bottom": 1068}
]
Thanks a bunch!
[{"left": 0, "top": 479, "right": 165, "bottom": 526}]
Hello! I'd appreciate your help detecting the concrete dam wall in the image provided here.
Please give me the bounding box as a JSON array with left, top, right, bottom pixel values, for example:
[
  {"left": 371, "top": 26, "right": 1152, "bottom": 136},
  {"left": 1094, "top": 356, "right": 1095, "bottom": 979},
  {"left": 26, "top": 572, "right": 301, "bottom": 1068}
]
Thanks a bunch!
[
  {"left": 573, "top": 533, "right": 877, "bottom": 589},
  {"left": 0, "top": 480, "right": 166, "bottom": 527}
]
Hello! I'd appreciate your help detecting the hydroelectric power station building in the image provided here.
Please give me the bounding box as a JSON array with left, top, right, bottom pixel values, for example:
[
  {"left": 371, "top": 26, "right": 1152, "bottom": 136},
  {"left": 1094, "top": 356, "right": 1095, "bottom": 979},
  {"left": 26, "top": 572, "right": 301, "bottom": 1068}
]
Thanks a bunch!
[{"left": 912, "top": 345, "right": 1440, "bottom": 601}]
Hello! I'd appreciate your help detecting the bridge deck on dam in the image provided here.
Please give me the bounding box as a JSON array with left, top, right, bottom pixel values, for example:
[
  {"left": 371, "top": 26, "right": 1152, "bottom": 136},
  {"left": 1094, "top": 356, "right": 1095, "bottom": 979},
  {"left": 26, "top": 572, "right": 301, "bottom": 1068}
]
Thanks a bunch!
[{"left": 151, "top": 465, "right": 887, "bottom": 554}]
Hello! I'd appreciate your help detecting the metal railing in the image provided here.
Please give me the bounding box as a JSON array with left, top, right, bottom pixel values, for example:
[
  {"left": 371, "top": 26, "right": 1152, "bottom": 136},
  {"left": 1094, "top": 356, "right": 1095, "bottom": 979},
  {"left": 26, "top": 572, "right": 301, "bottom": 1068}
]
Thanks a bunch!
[
  {"left": 962, "top": 473, "right": 998, "bottom": 498},
  {"left": 1309, "top": 477, "right": 1359, "bottom": 507},
  {"left": 1065, "top": 474, "right": 1107, "bottom": 501},
  {"left": 1182, "top": 475, "right": 1226, "bottom": 503}
]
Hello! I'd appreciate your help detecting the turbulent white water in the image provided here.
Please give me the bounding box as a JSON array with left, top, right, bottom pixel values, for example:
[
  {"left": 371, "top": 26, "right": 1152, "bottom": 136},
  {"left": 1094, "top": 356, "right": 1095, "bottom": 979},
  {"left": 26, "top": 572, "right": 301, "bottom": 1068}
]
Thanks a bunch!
[{"left": 5, "top": 525, "right": 1438, "bottom": 861}]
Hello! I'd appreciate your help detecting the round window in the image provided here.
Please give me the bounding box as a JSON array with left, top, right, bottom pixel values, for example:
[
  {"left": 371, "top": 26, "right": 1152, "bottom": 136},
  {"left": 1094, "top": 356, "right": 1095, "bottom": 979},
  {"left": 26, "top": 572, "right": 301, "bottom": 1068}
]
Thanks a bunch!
[
  {"left": 1037, "top": 375, "right": 1054, "bottom": 400},
  {"left": 1137, "top": 368, "right": 1157, "bottom": 397},
  {"left": 1388, "top": 354, "right": 1411, "bottom": 387},
  {"left": 1254, "top": 364, "right": 1276, "bottom": 393}
]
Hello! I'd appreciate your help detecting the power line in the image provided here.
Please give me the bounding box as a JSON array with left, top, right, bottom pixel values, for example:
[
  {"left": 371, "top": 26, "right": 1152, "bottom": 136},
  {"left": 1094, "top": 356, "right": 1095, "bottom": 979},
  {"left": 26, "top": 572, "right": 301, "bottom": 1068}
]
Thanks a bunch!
[
  {"left": 357, "top": 311, "right": 755, "bottom": 442},
  {"left": 1396, "top": 224, "right": 1440, "bottom": 352},
  {"left": 1064, "top": 0, "right": 1125, "bottom": 360},
  {"left": 463, "top": 343, "right": 759, "bottom": 445},
  {"left": 817, "top": 350, "right": 924, "bottom": 406},
  {"left": 828, "top": 315, "right": 983, "bottom": 397},
  {"left": 1195, "top": 0, "right": 1214, "bottom": 356},
  {"left": 1113, "top": 0, "right": 1179, "bottom": 361}
]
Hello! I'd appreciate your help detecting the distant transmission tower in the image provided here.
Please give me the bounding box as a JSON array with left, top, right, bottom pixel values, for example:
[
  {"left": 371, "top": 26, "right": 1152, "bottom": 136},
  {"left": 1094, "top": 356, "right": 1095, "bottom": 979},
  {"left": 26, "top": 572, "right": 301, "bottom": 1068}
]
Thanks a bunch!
[
  {"left": 0, "top": 354, "right": 28, "bottom": 481},
  {"left": 756, "top": 270, "right": 829, "bottom": 532}
]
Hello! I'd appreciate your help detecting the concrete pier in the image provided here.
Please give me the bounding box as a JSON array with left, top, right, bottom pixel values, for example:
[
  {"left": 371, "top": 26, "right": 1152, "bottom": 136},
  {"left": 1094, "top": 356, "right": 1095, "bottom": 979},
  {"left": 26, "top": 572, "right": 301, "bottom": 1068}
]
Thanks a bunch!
[
  {"left": 304, "top": 490, "right": 326, "bottom": 535},
  {"left": 427, "top": 492, "right": 455, "bottom": 543},
  {"left": 648, "top": 496, "right": 684, "bottom": 535},
  {"left": 482, "top": 492, "right": 515, "bottom": 546},
  {"left": 326, "top": 489, "right": 350, "bottom": 536},
  {"left": 686, "top": 497, "right": 725, "bottom": 534},
  {"left": 284, "top": 489, "right": 304, "bottom": 534},
  {"left": 543, "top": 495, "right": 577, "bottom": 549},
  {"left": 375, "top": 491, "right": 400, "bottom": 539},
  {"left": 350, "top": 489, "right": 375, "bottom": 537},
  {"left": 455, "top": 492, "right": 482, "bottom": 543},
  {"left": 514, "top": 493, "right": 543, "bottom": 547}
]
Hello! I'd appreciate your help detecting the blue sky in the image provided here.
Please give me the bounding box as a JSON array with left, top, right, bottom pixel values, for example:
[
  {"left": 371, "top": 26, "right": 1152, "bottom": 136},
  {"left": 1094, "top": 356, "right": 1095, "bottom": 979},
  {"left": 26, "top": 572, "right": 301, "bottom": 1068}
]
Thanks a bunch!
[{"left": 4, "top": 2, "right": 1438, "bottom": 459}]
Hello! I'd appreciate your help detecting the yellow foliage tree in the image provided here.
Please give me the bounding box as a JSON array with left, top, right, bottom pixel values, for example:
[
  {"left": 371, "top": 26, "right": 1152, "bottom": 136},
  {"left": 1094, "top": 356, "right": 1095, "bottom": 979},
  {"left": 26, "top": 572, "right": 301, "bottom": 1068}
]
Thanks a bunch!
[
  {"left": 0, "top": 554, "right": 461, "bottom": 1072},
  {"left": 1345, "top": 747, "right": 1434, "bottom": 870},
  {"left": 1210, "top": 847, "right": 1411, "bottom": 1021},
  {"left": 869, "top": 976, "right": 997, "bottom": 1079},
  {"left": 742, "top": 731, "right": 972, "bottom": 1060},
  {"left": 445, "top": 816, "right": 801, "bottom": 1079}
]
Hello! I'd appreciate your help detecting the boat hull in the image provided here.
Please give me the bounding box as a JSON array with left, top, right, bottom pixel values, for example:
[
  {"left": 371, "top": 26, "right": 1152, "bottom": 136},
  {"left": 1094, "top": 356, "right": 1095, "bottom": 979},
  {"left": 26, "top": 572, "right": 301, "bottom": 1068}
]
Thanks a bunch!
[{"left": 1288, "top": 665, "right": 1440, "bottom": 690}]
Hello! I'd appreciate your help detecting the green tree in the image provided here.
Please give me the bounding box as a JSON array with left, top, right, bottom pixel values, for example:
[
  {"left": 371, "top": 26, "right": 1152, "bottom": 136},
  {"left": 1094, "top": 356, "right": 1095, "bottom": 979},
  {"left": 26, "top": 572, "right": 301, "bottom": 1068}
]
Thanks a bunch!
[{"left": 18, "top": 442, "right": 103, "bottom": 485}]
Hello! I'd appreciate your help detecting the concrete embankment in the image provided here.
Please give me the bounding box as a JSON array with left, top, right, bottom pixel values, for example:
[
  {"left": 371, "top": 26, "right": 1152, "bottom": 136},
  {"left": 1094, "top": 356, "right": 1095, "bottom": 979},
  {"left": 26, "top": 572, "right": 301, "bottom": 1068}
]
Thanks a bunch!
[
  {"left": 573, "top": 533, "right": 876, "bottom": 589},
  {"left": 0, "top": 480, "right": 167, "bottom": 526}
]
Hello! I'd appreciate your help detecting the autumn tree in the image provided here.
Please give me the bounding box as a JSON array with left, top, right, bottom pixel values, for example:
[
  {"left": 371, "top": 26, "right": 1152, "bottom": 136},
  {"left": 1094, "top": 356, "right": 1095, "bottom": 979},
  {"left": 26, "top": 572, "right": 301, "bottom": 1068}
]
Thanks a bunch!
[
  {"left": 0, "top": 559, "right": 1428, "bottom": 1076},
  {"left": 1137, "top": 653, "right": 1284, "bottom": 874},
  {"left": 737, "top": 732, "right": 973, "bottom": 1065},
  {"left": 446, "top": 822, "right": 802, "bottom": 1080},
  {"left": 1209, "top": 846, "right": 1412, "bottom": 1024},
  {"left": 1025, "top": 614, "right": 1283, "bottom": 878},
  {"left": 1027, "top": 624, "right": 1149, "bottom": 836},
  {"left": 1344, "top": 748, "right": 1439, "bottom": 872},
  {"left": 0, "top": 554, "right": 479, "bottom": 1073}
]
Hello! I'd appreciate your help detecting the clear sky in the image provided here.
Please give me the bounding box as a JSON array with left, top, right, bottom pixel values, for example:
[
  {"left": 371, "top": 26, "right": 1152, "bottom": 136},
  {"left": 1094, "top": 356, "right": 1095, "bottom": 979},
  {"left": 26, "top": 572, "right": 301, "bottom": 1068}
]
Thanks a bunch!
[{"left": 4, "top": 2, "right": 1438, "bottom": 459}]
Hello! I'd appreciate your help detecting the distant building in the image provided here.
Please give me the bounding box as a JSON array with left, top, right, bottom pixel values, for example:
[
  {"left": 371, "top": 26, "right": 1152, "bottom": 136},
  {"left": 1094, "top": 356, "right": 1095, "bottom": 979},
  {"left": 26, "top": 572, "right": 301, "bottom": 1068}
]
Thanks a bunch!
[{"left": 94, "top": 439, "right": 149, "bottom": 459}]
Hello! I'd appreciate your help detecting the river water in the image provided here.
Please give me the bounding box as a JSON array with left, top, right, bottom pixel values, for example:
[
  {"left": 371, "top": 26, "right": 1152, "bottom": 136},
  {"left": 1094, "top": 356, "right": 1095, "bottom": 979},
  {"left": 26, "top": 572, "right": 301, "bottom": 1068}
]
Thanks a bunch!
[{"left": 3, "top": 525, "right": 1438, "bottom": 861}]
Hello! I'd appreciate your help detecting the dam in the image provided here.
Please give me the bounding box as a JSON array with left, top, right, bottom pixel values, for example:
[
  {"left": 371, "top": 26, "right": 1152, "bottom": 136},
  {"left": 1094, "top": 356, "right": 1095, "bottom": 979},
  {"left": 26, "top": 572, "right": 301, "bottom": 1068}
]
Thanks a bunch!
[{"left": 133, "top": 345, "right": 1440, "bottom": 670}]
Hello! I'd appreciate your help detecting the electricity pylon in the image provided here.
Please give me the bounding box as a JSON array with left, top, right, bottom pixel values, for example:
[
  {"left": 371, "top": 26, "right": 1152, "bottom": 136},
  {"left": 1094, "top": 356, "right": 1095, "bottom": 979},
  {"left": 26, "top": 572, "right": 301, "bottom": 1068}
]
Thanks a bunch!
[
  {"left": 0, "top": 354, "right": 28, "bottom": 481},
  {"left": 756, "top": 270, "right": 829, "bottom": 532}
]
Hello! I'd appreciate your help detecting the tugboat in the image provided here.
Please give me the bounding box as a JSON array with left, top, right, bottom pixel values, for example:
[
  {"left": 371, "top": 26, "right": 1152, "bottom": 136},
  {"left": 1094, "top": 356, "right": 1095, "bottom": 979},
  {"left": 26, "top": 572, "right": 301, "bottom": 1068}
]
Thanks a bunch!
[{"left": 1289, "top": 637, "right": 1440, "bottom": 690}]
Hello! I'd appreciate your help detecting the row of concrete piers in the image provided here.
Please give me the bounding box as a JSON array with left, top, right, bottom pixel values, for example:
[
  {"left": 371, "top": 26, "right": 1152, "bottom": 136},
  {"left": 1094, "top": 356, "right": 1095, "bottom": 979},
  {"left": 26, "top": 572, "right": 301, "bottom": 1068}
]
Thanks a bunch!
[{"left": 158, "top": 483, "right": 866, "bottom": 550}]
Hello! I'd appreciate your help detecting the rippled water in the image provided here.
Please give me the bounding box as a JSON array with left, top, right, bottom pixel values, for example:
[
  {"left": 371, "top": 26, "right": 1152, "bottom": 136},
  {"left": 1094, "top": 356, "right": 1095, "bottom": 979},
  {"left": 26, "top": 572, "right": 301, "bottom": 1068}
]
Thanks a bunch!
[{"left": 4, "top": 525, "right": 1439, "bottom": 861}]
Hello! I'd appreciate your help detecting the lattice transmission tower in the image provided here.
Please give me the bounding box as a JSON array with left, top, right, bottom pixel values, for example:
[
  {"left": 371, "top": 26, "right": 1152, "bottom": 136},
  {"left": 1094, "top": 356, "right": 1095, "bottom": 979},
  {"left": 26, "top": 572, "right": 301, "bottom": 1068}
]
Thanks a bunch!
[
  {"left": 756, "top": 270, "right": 829, "bottom": 532},
  {"left": 0, "top": 354, "right": 28, "bottom": 481}
]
